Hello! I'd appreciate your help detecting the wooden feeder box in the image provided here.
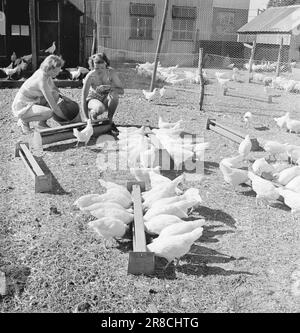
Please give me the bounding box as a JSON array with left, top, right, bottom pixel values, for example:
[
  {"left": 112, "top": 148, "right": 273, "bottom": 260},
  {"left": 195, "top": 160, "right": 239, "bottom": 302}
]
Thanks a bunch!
[
  {"left": 126, "top": 181, "right": 155, "bottom": 276},
  {"left": 15, "top": 142, "right": 53, "bottom": 193}
]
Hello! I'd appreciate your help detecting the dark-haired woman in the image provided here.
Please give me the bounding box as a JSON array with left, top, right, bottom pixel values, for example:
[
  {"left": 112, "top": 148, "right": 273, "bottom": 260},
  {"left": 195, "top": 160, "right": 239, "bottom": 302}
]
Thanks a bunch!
[{"left": 81, "top": 52, "right": 124, "bottom": 124}]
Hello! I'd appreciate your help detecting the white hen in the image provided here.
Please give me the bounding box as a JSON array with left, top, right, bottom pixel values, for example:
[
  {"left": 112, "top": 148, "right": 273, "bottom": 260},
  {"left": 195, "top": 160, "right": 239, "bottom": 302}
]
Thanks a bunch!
[
  {"left": 220, "top": 155, "right": 244, "bottom": 168},
  {"left": 147, "top": 227, "right": 203, "bottom": 268},
  {"left": 219, "top": 163, "right": 249, "bottom": 189},
  {"left": 144, "top": 215, "right": 183, "bottom": 235},
  {"left": 259, "top": 139, "right": 288, "bottom": 161},
  {"left": 158, "top": 219, "right": 205, "bottom": 239},
  {"left": 238, "top": 135, "right": 252, "bottom": 158},
  {"left": 144, "top": 199, "right": 198, "bottom": 221},
  {"left": 252, "top": 158, "right": 274, "bottom": 177},
  {"left": 44, "top": 41, "right": 56, "bottom": 54},
  {"left": 73, "top": 119, "right": 93, "bottom": 147},
  {"left": 90, "top": 207, "right": 134, "bottom": 224},
  {"left": 142, "top": 88, "right": 159, "bottom": 102},
  {"left": 243, "top": 112, "right": 252, "bottom": 128},
  {"left": 248, "top": 171, "right": 280, "bottom": 206},
  {"left": 88, "top": 217, "right": 127, "bottom": 248},
  {"left": 273, "top": 166, "right": 300, "bottom": 186},
  {"left": 285, "top": 175, "right": 300, "bottom": 194},
  {"left": 276, "top": 188, "right": 300, "bottom": 220},
  {"left": 274, "top": 112, "right": 289, "bottom": 130}
]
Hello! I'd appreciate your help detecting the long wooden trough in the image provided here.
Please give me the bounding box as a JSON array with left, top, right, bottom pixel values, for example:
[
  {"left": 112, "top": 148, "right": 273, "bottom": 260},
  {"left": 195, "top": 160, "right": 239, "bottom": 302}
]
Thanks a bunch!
[
  {"left": 127, "top": 181, "right": 155, "bottom": 276},
  {"left": 206, "top": 118, "right": 264, "bottom": 152},
  {"left": 37, "top": 120, "right": 112, "bottom": 145},
  {"left": 15, "top": 142, "right": 53, "bottom": 193}
]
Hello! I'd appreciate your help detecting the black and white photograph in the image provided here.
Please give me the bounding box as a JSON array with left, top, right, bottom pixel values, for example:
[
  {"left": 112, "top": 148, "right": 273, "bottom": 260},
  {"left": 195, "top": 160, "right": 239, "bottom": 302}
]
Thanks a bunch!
[{"left": 0, "top": 0, "right": 299, "bottom": 316}]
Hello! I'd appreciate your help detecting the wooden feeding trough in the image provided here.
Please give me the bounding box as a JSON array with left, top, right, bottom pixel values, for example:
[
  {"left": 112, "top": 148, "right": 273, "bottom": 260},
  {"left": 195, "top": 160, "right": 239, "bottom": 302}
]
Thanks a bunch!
[
  {"left": 126, "top": 181, "right": 155, "bottom": 276},
  {"left": 222, "top": 87, "right": 272, "bottom": 103},
  {"left": 15, "top": 142, "right": 53, "bottom": 193},
  {"left": 206, "top": 118, "right": 264, "bottom": 152},
  {"left": 37, "top": 120, "right": 112, "bottom": 145}
]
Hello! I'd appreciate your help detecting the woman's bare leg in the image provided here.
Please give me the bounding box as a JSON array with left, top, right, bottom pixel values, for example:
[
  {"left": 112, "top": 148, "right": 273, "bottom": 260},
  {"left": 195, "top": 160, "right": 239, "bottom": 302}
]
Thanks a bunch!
[{"left": 107, "top": 94, "right": 119, "bottom": 123}]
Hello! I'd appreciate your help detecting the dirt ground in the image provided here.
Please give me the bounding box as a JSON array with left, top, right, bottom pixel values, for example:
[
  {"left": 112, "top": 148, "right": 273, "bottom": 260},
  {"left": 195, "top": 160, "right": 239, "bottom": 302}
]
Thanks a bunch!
[{"left": 0, "top": 66, "right": 300, "bottom": 313}]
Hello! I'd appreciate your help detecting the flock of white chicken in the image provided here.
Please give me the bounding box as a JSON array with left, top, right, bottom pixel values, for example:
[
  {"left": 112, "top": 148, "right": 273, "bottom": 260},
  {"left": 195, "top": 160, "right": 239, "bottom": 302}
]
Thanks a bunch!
[
  {"left": 74, "top": 115, "right": 210, "bottom": 269},
  {"left": 136, "top": 61, "right": 208, "bottom": 86},
  {"left": 219, "top": 130, "right": 300, "bottom": 220},
  {"left": 108, "top": 112, "right": 209, "bottom": 171}
]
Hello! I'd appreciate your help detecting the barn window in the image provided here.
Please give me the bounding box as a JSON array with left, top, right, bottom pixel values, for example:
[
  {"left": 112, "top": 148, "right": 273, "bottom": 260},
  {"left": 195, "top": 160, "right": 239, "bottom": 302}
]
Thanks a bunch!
[
  {"left": 172, "top": 6, "right": 196, "bottom": 41},
  {"left": 38, "top": 1, "right": 59, "bottom": 50},
  {"left": 130, "top": 3, "right": 155, "bottom": 40},
  {"left": 11, "top": 24, "right": 30, "bottom": 36},
  {"left": 98, "top": 1, "right": 111, "bottom": 37}
]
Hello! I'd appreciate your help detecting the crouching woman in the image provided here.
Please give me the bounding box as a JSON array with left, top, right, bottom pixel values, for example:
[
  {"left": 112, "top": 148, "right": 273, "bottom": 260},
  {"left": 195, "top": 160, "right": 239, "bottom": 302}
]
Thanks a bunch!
[
  {"left": 81, "top": 53, "right": 124, "bottom": 123},
  {"left": 12, "top": 55, "right": 66, "bottom": 134}
]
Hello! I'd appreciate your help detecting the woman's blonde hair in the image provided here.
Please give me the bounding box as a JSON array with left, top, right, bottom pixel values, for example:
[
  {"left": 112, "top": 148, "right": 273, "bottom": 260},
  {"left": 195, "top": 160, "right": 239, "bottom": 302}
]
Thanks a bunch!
[
  {"left": 88, "top": 52, "right": 110, "bottom": 70},
  {"left": 40, "top": 55, "right": 65, "bottom": 73}
]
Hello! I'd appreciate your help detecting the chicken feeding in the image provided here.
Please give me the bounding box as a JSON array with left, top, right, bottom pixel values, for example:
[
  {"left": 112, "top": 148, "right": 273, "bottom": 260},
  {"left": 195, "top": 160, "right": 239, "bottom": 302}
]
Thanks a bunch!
[
  {"left": 73, "top": 119, "right": 93, "bottom": 147},
  {"left": 248, "top": 171, "right": 280, "bottom": 207},
  {"left": 219, "top": 163, "right": 249, "bottom": 189},
  {"left": 276, "top": 188, "right": 300, "bottom": 221},
  {"left": 147, "top": 227, "right": 203, "bottom": 269},
  {"left": 88, "top": 217, "right": 128, "bottom": 248},
  {"left": 142, "top": 88, "right": 159, "bottom": 102},
  {"left": 144, "top": 215, "right": 183, "bottom": 235},
  {"left": 158, "top": 219, "right": 205, "bottom": 239}
]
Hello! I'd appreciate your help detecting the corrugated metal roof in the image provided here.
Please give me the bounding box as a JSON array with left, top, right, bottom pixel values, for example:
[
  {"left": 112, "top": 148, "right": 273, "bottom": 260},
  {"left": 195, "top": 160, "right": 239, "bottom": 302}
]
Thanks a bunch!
[
  {"left": 238, "top": 5, "right": 300, "bottom": 34},
  {"left": 68, "top": 0, "right": 84, "bottom": 13}
]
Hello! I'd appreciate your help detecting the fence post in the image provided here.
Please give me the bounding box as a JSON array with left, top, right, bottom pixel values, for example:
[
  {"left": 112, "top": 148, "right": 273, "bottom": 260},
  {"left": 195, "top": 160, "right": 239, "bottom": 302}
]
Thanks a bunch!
[
  {"left": 198, "top": 48, "right": 205, "bottom": 111},
  {"left": 248, "top": 39, "right": 257, "bottom": 83},
  {"left": 91, "top": 28, "right": 96, "bottom": 56},
  {"left": 150, "top": 0, "right": 169, "bottom": 92},
  {"left": 276, "top": 37, "right": 284, "bottom": 77}
]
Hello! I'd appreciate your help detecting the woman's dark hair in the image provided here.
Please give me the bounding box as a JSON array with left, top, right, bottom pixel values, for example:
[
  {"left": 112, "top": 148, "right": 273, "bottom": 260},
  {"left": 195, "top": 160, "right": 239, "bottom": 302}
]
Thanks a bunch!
[{"left": 88, "top": 52, "right": 110, "bottom": 70}]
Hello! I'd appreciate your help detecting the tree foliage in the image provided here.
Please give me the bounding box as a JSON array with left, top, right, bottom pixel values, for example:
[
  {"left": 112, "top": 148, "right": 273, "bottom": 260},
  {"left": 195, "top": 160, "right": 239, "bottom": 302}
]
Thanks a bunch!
[{"left": 267, "top": 0, "right": 300, "bottom": 8}]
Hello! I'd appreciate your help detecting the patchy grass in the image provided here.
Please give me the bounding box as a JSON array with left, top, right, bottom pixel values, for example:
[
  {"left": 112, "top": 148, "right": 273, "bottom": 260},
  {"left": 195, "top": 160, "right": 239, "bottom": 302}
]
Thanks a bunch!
[{"left": 0, "top": 65, "right": 300, "bottom": 313}]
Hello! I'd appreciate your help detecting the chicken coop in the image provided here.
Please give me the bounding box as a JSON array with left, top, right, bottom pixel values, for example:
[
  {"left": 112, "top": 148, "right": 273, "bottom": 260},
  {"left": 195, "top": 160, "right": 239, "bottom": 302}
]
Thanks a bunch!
[{"left": 0, "top": 0, "right": 84, "bottom": 68}]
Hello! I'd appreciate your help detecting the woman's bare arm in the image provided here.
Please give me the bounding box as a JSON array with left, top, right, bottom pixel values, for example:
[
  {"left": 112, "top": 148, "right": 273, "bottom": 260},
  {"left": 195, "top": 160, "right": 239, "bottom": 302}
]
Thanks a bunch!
[
  {"left": 39, "top": 76, "right": 61, "bottom": 114},
  {"left": 110, "top": 71, "right": 124, "bottom": 95}
]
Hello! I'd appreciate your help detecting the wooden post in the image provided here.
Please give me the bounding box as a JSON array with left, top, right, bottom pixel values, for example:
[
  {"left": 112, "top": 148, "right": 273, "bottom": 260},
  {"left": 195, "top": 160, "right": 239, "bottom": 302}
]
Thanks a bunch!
[
  {"left": 248, "top": 39, "right": 257, "bottom": 83},
  {"left": 91, "top": 28, "right": 96, "bottom": 56},
  {"left": 150, "top": 0, "right": 169, "bottom": 92},
  {"left": 276, "top": 37, "right": 284, "bottom": 77},
  {"left": 198, "top": 48, "right": 205, "bottom": 111},
  {"left": 29, "top": 0, "right": 38, "bottom": 71}
]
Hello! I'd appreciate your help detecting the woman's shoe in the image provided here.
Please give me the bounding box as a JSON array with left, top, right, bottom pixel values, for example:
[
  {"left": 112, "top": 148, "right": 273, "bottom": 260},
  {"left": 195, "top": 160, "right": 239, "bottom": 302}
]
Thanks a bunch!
[{"left": 17, "top": 119, "right": 32, "bottom": 134}]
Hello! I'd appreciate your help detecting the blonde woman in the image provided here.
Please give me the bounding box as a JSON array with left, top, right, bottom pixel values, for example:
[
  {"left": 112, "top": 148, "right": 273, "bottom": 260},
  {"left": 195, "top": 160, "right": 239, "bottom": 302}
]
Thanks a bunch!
[
  {"left": 12, "top": 55, "right": 75, "bottom": 134},
  {"left": 81, "top": 52, "right": 124, "bottom": 124}
]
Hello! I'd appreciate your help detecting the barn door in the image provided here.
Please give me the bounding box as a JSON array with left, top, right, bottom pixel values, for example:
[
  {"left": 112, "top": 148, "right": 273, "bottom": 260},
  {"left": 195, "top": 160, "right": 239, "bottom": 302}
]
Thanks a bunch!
[
  {"left": 61, "top": 2, "right": 79, "bottom": 67},
  {"left": 38, "top": 0, "right": 59, "bottom": 55}
]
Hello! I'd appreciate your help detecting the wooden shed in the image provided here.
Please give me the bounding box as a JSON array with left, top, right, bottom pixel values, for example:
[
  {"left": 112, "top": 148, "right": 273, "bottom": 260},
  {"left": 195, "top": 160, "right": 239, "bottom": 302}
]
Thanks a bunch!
[
  {"left": 237, "top": 5, "right": 300, "bottom": 64},
  {"left": 0, "top": 0, "right": 84, "bottom": 68}
]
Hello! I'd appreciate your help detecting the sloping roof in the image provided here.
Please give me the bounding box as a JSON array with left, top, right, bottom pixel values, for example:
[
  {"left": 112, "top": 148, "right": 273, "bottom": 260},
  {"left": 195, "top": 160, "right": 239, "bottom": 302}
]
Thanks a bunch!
[
  {"left": 68, "top": 0, "right": 84, "bottom": 13},
  {"left": 238, "top": 5, "right": 300, "bottom": 34}
]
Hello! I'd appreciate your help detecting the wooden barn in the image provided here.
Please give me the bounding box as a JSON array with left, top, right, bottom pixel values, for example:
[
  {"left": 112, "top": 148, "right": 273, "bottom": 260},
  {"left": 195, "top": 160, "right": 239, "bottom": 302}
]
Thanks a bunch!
[
  {"left": 238, "top": 5, "right": 300, "bottom": 64},
  {"left": 0, "top": 0, "right": 84, "bottom": 68}
]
